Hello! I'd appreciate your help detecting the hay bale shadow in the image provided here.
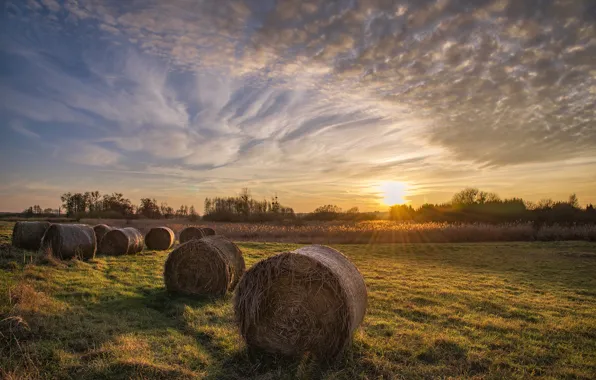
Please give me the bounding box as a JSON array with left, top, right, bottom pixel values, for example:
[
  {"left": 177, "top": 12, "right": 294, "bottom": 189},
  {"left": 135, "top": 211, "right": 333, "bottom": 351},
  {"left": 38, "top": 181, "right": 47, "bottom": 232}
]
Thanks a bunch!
[
  {"left": 206, "top": 347, "right": 328, "bottom": 380},
  {"left": 68, "top": 360, "right": 195, "bottom": 380}
]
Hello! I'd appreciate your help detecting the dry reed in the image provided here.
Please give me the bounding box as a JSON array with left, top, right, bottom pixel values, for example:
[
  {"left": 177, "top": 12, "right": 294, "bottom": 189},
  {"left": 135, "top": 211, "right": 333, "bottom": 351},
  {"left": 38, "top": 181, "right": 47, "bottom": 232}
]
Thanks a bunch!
[{"left": 79, "top": 219, "right": 596, "bottom": 243}]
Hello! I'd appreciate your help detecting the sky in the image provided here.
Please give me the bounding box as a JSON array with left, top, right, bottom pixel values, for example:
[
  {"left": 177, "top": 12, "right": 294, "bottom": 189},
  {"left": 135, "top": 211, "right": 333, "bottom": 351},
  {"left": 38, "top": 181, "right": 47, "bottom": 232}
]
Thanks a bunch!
[{"left": 1, "top": 0, "right": 595, "bottom": 213}]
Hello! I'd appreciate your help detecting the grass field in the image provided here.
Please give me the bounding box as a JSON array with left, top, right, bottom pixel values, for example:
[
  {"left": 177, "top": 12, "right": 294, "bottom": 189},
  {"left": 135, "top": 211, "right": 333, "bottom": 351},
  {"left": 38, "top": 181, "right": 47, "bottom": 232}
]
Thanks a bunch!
[{"left": 1, "top": 222, "right": 596, "bottom": 379}]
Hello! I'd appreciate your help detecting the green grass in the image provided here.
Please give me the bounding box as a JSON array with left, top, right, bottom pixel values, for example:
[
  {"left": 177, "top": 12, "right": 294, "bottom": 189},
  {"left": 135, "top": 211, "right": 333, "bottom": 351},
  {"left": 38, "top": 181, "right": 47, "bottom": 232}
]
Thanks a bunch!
[{"left": 1, "top": 221, "right": 596, "bottom": 379}]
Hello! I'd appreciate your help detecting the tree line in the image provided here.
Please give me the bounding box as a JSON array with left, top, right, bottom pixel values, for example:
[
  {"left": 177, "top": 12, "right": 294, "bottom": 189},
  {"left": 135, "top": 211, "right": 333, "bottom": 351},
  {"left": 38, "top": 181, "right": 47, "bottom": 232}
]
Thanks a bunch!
[
  {"left": 203, "top": 188, "right": 295, "bottom": 222},
  {"left": 17, "top": 187, "right": 596, "bottom": 225},
  {"left": 26, "top": 191, "right": 200, "bottom": 221},
  {"left": 388, "top": 188, "right": 596, "bottom": 225}
]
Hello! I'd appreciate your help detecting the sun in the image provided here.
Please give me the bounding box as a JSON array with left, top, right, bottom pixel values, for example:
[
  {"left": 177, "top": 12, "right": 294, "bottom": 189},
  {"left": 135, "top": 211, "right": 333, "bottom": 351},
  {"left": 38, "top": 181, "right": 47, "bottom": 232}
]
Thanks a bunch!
[{"left": 380, "top": 181, "right": 408, "bottom": 205}]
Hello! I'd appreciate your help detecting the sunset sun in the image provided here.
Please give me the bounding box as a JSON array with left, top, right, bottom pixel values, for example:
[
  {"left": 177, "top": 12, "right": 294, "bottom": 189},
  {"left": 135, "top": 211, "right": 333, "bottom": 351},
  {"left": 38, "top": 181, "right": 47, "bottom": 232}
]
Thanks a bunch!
[{"left": 380, "top": 181, "right": 408, "bottom": 206}]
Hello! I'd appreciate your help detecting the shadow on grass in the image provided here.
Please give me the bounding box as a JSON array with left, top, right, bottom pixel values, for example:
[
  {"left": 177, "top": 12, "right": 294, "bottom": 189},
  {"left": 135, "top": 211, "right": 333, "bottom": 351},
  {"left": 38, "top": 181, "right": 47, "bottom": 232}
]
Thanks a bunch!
[
  {"left": 63, "top": 288, "right": 352, "bottom": 379},
  {"left": 67, "top": 360, "right": 196, "bottom": 380},
  {"left": 2, "top": 278, "right": 232, "bottom": 379}
]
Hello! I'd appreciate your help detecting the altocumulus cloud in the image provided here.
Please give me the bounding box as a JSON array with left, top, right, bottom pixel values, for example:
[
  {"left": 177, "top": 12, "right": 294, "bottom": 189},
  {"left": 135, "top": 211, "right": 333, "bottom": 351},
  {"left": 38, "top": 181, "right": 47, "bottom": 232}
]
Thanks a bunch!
[{"left": 1, "top": 0, "right": 596, "bottom": 210}]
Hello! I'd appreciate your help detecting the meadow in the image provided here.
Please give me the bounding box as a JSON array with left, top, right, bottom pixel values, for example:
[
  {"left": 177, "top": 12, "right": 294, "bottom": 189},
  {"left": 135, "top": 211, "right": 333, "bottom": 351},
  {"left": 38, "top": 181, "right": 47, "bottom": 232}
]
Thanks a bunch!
[
  {"left": 83, "top": 218, "right": 596, "bottom": 244},
  {"left": 1, "top": 221, "right": 596, "bottom": 379}
]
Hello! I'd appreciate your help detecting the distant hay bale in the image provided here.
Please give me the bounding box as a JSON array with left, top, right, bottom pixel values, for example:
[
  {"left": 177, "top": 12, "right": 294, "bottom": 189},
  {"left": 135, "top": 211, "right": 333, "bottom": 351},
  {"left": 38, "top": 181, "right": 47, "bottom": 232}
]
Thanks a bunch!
[
  {"left": 99, "top": 227, "right": 144, "bottom": 256},
  {"left": 164, "top": 235, "right": 245, "bottom": 297},
  {"left": 200, "top": 227, "right": 216, "bottom": 236},
  {"left": 40, "top": 224, "right": 96, "bottom": 260},
  {"left": 145, "top": 227, "right": 175, "bottom": 251},
  {"left": 93, "top": 224, "right": 113, "bottom": 245},
  {"left": 234, "top": 245, "right": 367, "bottom": 360},
  {"left": 12, "top": 221, "right": 51, "bottom": 251},
  {"left": 179, "top": 226, "right": 206, "bottom": 243}
]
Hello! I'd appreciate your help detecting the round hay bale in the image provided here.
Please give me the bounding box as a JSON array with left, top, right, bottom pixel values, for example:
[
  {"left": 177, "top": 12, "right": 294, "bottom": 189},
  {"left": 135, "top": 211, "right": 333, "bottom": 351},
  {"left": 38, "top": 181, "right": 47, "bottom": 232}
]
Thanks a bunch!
[
  {"left": 164, "top": 235, "right": 245, "bottom": 297},
  {"left": 234, "top": 245, "right": 367, "bottom": 360},
  {"left": 179, "top": 226, "right": 206, "bottom": 243},
  {"left": 99, "top": 227, "right": 144, "bottom": 256},
  {"left": 93, "top": 224, "right": 113, "bottom": 245},
  {"left": 40, "top": 224, "right": 96, "bottom": 260},
  {"left": 200, "top": 227, "right": 216, "bottom": 236},
  {"left": 145, "top": 227, "right": 175, "bottom": 251},
  {"left": 12, "top": 221, "right": 51, "bottom": 251}
]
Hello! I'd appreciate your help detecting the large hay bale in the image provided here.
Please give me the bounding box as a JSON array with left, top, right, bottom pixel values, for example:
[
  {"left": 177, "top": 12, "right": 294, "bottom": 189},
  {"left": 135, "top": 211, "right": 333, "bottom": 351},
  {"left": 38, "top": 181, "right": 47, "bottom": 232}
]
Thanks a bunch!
[
  {"left": 12, "top": 221, "right": 51, "bottom": 250},
  {"left": 179, "top": 226, "right": 206, "bottom": 243},
  {"left": 93, "top": 224, "right": 113, "bottom": 245},
  {"left": 145, "top": 227, "right": 175, "bottom": 251},
  {"left": 99, "top": 227, "right": 144, "bottom": 256},
  {"left": 200, "top": 227, "right": 216, "bottom": 236},
  {"left": 40, "top": 224, "right": 96, "bottom": 260},
  {"left": 234, "top": 245, "right": 367, "bottom": 360},
  {"left": 164, "top": 235, "right": 245, "bottom": 297}
]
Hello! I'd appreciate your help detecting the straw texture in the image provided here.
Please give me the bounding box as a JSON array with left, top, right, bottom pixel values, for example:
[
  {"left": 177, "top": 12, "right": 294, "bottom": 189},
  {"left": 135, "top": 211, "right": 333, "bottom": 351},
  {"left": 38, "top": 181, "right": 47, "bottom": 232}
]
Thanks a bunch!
[
  {"left": 164, "top": 235, "right": 245, "bottom": 297},
  {"left": 234, "top": 245, "right": 367, "bottom": 359}
]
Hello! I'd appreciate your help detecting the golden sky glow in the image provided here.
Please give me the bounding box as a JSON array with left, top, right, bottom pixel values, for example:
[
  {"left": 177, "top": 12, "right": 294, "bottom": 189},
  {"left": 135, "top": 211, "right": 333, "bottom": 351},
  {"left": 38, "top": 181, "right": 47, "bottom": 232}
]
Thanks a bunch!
[{"left": 379, "top": 181, "right": 409, "bottom": 206}]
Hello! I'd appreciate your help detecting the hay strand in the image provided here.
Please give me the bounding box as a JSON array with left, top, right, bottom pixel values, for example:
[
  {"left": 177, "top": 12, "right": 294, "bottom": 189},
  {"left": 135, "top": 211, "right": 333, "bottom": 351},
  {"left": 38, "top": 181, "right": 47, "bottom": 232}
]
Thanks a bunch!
[
  {"left": 12, "top": 221, "right": 51, "bottom": 251},
  {"left": 145, "top": 227, "right": 175, "bottom": 251},
  {"left": 99, "top": 227, "right": 144, "bottom": 256},
  {"left": 164, "top": 235, "right": 245, "bottom": 297},
  {"left": 93, "top": 224, "right": 113, "bottom": 245},
  {"left": 40, "top": 224, "right": 96, "bottom": 260},
  {"left": 179, "top": 226, "right": 206, "bottom": 243},
  {"left": 234, "top": 245, "right": 367, "bottom": 359}
]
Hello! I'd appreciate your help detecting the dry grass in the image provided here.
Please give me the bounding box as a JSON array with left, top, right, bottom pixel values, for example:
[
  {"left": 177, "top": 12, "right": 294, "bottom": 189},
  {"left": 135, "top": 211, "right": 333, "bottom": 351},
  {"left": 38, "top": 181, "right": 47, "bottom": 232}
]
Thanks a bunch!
[
  {"left": 1, "top": 220, "right": 595, "bottom": 378},
  {"left": 83, "top": 218, "right": 596, "bottom": 244}
]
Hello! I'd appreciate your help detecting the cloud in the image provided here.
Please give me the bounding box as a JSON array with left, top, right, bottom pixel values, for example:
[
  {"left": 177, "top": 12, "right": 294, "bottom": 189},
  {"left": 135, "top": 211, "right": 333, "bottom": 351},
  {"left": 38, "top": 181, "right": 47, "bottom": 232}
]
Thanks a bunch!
[
  {"left": 1, "top": 0, "right": 596, "bottom": 211},
  {"left": 10, "top": 120, "right": 40, "bottom": 139},
  {"left": 0, "top": 84, "right": 95, "bottom": 125},
  {"left": 40, "top": 0, "right": 61, "bottom": 12},
  {"left": 36, "top": 0, "right": 594, "bottom": 166},
  {"left": 61, "top": 143, "right": 122, "bottom": 167}
]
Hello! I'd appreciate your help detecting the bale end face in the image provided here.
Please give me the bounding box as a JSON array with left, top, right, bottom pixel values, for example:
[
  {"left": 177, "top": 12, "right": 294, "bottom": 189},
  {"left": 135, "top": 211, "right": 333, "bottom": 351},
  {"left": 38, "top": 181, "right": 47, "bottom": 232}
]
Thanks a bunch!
[
  {"left": 179, "top": 227, "right": 206, "bottom": 243},
  {"left": 40, "top": 224, "right": 96, "bottom": 260},
  {"left": 145, "top": 227, "right": 175, "bottom": 251},
  {"left": 234, "top": 245, "right": 367, "bottom": 360},
  {"left": 201, "top": 227, "right": 216, "bottom": 236},
  {"left": 12, "top": 221, "right": 51, "bottom": 251},
  {"left": 99, "top": 228, "right": 144, "bottom": 256},
  {"left": 164, "top": 236, "right": 245, "bottom": 297},
  {"left": 93, "top": 224, "right": 113, "bottom": 245}
]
